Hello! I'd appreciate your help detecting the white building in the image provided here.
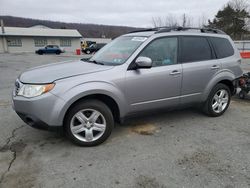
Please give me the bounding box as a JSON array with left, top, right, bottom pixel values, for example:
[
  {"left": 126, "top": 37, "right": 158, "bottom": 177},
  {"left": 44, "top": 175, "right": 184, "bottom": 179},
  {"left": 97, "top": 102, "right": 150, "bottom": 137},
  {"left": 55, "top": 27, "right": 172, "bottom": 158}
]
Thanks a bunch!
[
  {"left": 234, "top": 40, "right": 250, "bottom": 51},
  {"left": 0, "top": 26, "right": 82, "bottom": 53}
]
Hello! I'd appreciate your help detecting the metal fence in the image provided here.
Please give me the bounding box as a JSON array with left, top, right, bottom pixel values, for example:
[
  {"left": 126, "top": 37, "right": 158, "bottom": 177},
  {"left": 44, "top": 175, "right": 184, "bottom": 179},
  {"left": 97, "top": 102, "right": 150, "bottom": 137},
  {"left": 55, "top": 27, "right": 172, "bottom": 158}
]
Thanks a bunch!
[{"left": 234, "top": 41, "right": 250, "bottom": 52}]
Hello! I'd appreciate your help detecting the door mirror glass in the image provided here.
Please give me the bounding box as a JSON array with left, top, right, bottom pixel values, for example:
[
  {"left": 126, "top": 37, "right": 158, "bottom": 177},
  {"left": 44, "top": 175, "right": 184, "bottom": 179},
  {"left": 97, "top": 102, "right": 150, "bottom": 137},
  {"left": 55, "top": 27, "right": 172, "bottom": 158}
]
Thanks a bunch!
[{"left": 135, "top": 56, "right": 152, "bottom": 69}]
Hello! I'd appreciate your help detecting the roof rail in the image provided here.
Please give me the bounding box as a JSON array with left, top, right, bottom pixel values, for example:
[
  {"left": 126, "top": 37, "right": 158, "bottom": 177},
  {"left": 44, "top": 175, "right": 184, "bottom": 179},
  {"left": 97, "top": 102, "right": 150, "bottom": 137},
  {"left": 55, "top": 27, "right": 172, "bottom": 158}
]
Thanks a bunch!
[
  {"left": 200, "top": 28, "right": 226, "bottom": 34},
  {"left": 129, "top": 28, "right": 158, "bottom": 33},
  {"left": 129, "top": 26, "right": 176, "bottom": 33},
  {"left": 129, "top": 26, "right": 226, "bottom": 35},
  {"left": 156, "top": 26, "right": 226, "bottom": 34}
]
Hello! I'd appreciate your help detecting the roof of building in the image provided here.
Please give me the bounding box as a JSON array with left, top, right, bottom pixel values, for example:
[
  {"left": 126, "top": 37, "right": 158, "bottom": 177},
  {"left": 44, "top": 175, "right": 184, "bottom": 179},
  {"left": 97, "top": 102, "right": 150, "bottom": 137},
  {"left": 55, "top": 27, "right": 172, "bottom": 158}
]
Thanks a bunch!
[{"left": 0, "top": 26, "right": 82, "bottom": 38}]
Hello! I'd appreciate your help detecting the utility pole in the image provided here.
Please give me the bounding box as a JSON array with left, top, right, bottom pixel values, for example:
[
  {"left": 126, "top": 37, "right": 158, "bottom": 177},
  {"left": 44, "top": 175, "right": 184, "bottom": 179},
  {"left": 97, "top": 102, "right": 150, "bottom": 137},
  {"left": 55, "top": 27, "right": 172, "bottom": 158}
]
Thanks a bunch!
[
  {"left": 1, "top": 19, "right": 5, "bottom": 34},
  {"left": 182, "top": 14, "right": 187, "bottom": 28},
  {"left": 0, "top": 19, "right": 8, "bottom": 53}
]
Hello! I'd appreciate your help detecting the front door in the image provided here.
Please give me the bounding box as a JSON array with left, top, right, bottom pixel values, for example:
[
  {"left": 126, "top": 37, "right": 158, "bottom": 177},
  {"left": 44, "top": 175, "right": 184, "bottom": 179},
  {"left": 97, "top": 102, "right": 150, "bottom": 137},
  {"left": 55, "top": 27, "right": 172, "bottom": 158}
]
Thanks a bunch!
[
  {"left": 46, "top": 45, "right": 55, "bottom": 53},
  {"left": 125, "top": 37, "right": 182, "bottom": 112}
]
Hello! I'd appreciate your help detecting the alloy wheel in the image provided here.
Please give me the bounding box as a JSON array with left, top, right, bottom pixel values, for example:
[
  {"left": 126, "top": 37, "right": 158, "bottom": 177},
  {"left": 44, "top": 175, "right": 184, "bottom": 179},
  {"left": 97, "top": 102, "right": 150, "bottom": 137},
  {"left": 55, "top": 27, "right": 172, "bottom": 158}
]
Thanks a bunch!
[
  {"left": 70, "top": 109, "right": 106, "bottom": 142},
  {"left": 212, "top": 89, "right": 229, "bottom": 113}
]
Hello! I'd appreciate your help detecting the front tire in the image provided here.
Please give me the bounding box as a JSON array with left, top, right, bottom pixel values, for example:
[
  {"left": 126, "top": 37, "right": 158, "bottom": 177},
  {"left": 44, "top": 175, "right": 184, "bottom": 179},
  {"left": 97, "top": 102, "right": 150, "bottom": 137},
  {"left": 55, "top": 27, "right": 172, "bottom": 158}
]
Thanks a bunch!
[
  {"left": 203, "top": 83, "right": 231, "bottom": 117},
  {"left": 64, "top": 100, "right": 114, "bottom": 146},
  {"left": 55, "top": 50, "right": 61, "bottom": 55}
]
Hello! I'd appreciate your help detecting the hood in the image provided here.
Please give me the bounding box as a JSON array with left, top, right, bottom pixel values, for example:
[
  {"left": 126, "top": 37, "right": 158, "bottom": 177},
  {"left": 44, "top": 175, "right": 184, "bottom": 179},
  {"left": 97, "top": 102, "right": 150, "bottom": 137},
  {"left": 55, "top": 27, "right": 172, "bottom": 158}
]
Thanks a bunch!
[{"left": 19, "top": 60, "right": 114, "bottom": 84}]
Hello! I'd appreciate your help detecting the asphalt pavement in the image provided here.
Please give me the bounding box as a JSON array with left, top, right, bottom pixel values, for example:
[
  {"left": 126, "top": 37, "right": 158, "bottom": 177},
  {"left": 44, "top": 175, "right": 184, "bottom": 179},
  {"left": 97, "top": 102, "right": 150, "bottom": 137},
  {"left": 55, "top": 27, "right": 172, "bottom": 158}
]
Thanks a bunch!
[{"left": 0, "top": 53, "right": 250, "bottom": 188}]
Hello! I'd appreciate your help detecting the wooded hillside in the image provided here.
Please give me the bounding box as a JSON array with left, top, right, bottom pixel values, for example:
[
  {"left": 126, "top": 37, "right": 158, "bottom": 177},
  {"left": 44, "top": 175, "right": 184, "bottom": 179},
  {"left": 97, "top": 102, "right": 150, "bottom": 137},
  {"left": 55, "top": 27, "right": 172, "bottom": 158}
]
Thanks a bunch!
[{"left": 0, "top": 15, "right": 140, "bottom": 38}]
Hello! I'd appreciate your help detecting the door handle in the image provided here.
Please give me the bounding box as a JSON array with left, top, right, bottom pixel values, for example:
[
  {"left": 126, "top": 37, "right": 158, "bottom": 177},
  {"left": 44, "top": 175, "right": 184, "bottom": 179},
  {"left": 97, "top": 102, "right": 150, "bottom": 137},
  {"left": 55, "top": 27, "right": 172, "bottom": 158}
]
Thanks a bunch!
[
  {"left": 211, "top": 65, "right": 220, "bottom": 70},
  {"left": 170, "top": 70, "right": 181, "bottom": 75}
]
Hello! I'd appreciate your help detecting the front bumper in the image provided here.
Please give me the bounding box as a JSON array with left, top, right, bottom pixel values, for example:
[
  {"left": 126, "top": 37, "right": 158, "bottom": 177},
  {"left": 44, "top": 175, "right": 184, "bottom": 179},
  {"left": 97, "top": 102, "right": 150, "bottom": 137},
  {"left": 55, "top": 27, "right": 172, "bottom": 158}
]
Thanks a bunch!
[
  {"left": 12, "top": 91, "right": 65, "bottom": 130},
  {"left": 16, "top": 112, "right": 61, "bottom": 131}
]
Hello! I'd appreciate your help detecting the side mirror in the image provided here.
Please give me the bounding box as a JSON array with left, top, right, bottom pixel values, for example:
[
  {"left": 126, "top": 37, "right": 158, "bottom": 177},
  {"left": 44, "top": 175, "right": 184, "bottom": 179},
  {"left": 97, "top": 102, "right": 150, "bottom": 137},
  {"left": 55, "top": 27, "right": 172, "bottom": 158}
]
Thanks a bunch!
[{"left": 135, "top": 56, "right": 152, "bottom": 69}]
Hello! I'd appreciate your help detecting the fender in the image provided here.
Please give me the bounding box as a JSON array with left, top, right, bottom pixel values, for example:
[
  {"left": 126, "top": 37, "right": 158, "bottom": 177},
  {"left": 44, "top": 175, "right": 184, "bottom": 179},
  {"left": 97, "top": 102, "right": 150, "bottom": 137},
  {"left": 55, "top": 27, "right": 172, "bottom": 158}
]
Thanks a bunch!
[
  {"left": 202, "top": 70, "right": 236, "bottom": 101},
  {"left": 56, "top": 81, "right": 129, "bottom": 125}
]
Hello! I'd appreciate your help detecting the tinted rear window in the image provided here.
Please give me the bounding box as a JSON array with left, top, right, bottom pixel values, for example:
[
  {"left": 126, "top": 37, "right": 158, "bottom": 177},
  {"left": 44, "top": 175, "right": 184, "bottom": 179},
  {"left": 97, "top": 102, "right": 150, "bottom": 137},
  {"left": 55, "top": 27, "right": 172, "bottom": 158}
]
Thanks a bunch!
[
  {"left": 209, "top": 37, "right": 234, "bottom": 58},
  {"left": 180, "top": 36, "right": 212, "bottom": 63}
]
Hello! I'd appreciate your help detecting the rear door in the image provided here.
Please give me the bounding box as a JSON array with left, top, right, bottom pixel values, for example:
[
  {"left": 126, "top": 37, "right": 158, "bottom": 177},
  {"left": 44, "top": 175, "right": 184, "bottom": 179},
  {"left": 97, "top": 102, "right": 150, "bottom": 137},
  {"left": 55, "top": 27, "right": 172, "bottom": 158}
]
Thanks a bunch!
[
  {"left": 209, "top": 37, "right": 242, "bottom": 78},
  {"left": 179, "top": 36, "right": 220, "bottom": 104}
]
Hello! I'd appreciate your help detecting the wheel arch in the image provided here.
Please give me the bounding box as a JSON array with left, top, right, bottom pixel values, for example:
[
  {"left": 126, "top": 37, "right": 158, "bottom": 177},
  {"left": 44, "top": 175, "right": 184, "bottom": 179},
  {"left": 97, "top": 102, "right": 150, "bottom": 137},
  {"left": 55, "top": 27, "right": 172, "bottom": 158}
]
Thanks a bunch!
[
  {"left": 63, "top": 93, "right": 122, "bottom": 126},
  {"left": 203, "top": 71, "right": 236, "bottom": 101},
  {"left": 217, "top": 79, "right": 235, "bottom": 95}
]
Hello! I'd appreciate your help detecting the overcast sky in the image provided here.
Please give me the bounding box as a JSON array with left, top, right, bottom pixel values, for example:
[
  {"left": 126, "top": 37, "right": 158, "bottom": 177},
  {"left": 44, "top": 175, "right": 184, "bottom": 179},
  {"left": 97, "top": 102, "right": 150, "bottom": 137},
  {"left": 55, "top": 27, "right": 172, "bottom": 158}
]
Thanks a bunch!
[{"left": 0, "top": 0, "right": 230, "bottom": 27}]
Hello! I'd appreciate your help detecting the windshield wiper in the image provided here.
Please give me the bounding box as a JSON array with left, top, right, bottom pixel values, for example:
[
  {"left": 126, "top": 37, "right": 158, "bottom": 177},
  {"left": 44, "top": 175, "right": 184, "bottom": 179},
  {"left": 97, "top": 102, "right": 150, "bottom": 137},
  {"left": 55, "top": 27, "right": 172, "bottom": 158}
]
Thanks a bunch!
[
  {"left": 86, "top": 60, "right": 104, "bottom": 65},
  {"left": 80, "top": 57, "right": 90, "bottom": 61}
]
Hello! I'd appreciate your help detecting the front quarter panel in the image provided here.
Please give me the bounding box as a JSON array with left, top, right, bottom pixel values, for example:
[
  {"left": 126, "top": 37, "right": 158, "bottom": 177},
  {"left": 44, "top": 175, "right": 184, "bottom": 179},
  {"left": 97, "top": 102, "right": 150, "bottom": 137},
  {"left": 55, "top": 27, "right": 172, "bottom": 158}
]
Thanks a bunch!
[{"left": 51, "top": 81, "right": 128, "bottom": 125}]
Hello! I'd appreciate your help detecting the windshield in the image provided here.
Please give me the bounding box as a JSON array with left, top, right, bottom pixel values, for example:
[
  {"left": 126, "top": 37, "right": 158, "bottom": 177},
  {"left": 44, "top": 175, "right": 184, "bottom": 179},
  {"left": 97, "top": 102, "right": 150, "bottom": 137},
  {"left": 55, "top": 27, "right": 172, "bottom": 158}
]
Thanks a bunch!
[{"left": 89, "top": 36, "right": 147, "bottom": 65}]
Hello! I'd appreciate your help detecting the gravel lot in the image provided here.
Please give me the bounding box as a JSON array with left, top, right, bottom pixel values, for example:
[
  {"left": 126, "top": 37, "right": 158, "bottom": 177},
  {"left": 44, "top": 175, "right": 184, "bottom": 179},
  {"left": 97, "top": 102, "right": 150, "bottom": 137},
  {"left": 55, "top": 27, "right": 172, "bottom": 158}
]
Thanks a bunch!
[{"left": 0, "top": 53, "right": 250, "bottom": 188}]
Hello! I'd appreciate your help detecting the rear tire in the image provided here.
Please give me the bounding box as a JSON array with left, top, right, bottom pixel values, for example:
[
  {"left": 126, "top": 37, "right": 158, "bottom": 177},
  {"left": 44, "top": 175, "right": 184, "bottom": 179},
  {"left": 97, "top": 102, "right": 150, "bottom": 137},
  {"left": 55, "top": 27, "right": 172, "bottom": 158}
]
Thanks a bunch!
[
  {"left": 203, "top": 83, "right": 231, "bottom": 117},
  {"left": 64, "top": 100, "right": 114, "bottom": 146},
  {"left": 56, "top": 50, "right": 61, "bottom": 55}
]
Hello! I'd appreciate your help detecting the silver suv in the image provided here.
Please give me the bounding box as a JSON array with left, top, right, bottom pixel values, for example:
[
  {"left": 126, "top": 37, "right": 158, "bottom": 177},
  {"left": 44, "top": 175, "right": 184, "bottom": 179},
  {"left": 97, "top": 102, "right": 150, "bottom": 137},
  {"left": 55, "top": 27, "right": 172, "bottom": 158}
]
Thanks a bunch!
[{"left": 12, "top": 27, "right": 243, "bottom": 146}]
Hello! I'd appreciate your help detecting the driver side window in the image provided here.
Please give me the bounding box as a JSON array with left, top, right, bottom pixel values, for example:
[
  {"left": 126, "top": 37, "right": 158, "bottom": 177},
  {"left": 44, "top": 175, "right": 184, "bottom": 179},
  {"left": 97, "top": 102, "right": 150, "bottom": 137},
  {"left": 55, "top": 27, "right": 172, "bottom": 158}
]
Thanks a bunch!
[{"left": 139, "top": 37, "right": 178, "bottom": 67}]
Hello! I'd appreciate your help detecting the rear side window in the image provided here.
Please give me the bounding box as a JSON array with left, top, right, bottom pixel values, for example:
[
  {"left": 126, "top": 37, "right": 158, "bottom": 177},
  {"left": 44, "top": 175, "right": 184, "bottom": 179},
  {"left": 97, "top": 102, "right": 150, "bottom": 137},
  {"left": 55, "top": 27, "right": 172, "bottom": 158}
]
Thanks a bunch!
[
  {"left": 180, "top": 36, "right": 212, "bottom": 63},
  {"left": 209, "top": 37, "right": 234, "bottom": 58}
]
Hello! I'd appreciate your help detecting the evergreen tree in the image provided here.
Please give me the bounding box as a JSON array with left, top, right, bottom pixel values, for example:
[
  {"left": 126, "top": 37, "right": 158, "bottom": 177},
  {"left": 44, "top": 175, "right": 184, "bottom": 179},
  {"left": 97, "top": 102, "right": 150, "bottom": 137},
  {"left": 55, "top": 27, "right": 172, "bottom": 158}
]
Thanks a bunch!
[{"left": 208, "top": 1, "right": 249, "bottom": 39}]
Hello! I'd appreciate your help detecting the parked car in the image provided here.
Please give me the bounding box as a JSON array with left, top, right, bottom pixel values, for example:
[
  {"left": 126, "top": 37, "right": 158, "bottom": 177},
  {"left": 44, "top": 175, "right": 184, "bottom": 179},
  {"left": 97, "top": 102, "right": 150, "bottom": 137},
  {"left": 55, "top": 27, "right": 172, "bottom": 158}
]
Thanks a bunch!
[
  {"left": 13, "top": 27, "right": 243, "bottom": 146},
  {"left": 36, "top": 45, "right": 64, "bottom": 55},
  {"left": 81, "top": 40, "right": 96, "bottom": 50},
  {"left": 82, "top": 43, "right": 106, "bottom": 54}
]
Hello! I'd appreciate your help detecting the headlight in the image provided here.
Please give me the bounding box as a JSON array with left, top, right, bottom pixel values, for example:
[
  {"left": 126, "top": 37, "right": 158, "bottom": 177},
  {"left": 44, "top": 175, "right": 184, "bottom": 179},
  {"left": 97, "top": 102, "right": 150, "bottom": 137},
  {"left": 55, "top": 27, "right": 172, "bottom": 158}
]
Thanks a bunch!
[{"left": 18, "top": 83, "right": 55, "bottom": 98}]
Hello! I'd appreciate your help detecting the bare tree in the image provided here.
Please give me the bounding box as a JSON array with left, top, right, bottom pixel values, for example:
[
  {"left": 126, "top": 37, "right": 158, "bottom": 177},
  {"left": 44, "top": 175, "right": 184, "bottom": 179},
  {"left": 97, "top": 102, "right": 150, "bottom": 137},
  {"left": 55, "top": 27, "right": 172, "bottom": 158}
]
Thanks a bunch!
[
  {"left": 198, "top": 14, "right": 208, "bottom": 27},
  {"left": 151, "top": 17, "right": 158, "bottom": 28},
  {"left": 229, "top": 0, "right": 249, "bottom": 11},
  {"left": 151, "top": 17, "right": 163, "bottom": 27},
  {"left": 182, "top": 14, "right": 187, "bottom": 27},
  {"left": 151, "top": 13, "right": 198, "bottom": 28},
  {"left": 151, "top": 14, "right": 178, "bottom": 27},
  {"left": 164, "top": 14, "right": 178, "bottom": 27},
  {"left": 181, "top": 14, "right": 193, "bottom": 27}
]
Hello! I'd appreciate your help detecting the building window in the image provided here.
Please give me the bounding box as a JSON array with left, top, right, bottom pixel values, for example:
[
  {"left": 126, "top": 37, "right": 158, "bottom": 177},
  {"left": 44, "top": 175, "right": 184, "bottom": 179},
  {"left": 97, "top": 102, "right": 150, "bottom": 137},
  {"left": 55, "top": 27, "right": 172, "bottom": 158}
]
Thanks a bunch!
[
  {"left": 7, "top": 38, "right": 22, "bottom": 47},
  {"left": 60, "top": 38, "right": 71, "bottom": 47},
  {"left": 34, "top": 38, "right": 47, "bottom": 47}
]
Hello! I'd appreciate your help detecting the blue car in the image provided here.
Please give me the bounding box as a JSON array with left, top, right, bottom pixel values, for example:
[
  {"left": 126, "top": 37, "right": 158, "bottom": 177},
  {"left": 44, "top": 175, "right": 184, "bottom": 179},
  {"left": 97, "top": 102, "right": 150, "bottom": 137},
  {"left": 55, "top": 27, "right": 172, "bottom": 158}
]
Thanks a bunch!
[{"left": 36, "top": 45, "right": 63, "bottom": 55}]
